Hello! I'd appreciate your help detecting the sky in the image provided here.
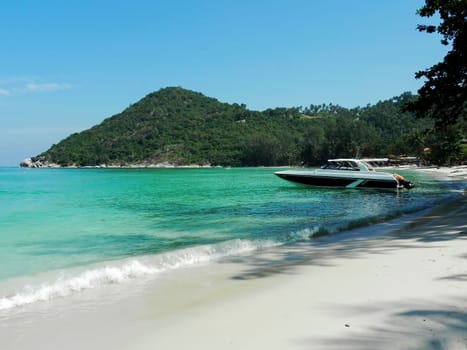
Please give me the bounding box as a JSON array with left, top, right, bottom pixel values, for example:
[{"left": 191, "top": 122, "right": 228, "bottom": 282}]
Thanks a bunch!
[{"left": 0, "top": 0, "right": 446, "bottom": 166}]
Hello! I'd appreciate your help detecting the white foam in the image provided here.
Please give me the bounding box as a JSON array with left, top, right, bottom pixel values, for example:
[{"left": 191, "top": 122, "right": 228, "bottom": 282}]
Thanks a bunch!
[
  {"left": 155, "top": 239, "right": 276, "bottom": 270},
  {"left": 0, "top": 260, "right": 158, "bottom": 310},
  {"left": 290, "top": 226, "right": 325, "bottom": 239},
  {"left": 0, "top": 239, "right": 276, "bottom": 310}
]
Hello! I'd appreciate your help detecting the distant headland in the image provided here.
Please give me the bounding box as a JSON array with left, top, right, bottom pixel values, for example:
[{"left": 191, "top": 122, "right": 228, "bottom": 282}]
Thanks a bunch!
[{"left": 20, "top": 87, "right": 431, "bottom": 168}]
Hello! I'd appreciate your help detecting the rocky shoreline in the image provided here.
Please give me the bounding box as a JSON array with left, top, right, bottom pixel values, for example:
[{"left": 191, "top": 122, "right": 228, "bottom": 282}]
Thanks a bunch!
[{"left": 19, "top": 157, "right": 214, "bottom": 169}]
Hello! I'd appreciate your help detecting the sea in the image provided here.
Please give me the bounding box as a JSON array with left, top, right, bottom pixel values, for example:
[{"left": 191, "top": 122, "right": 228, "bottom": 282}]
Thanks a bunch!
[{"left": 0, "top": 166, "right": 464, "bottom": 314}]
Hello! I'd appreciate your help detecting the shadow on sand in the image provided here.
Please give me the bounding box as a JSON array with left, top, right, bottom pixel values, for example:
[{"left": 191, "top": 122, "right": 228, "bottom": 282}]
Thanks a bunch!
[
  {"left": 301, "top": 300, "right": 467, "bottom": 350},
  {"left": 222, "top": 197, "right": 467, "bottom": 349},
  {"left": 223, "top": 197, "right": 467, "bottom": 281}
]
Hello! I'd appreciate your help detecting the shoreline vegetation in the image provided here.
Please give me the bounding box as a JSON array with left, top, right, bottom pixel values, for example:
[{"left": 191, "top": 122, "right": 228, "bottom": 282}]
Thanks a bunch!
[
  {"left": 18, "top": 155, "right": 424, "bottom": 169},
  {"left": 17, "top": 158, "right": 418, "bottom": 169},
  {"left": 19, "top": 157, "right": 216, "bottom": 169}
]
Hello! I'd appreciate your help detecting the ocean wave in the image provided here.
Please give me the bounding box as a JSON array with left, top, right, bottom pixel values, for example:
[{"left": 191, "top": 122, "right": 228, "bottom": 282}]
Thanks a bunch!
[
  {"left": 3, "top": 189, "right": 462, "bottom": 311},
  {"left": 0, "top": 239, "right": 276, "bottom": 311},
  {"left": 0, "top": 260, "right": 157, "bottom": 310}
]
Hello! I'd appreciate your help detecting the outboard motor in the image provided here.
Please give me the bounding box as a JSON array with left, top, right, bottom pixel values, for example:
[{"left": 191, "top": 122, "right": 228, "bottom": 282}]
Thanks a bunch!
[
  {"left": 393, "top": 173, "right": 415, "bottom": 190},
  {"left": 402, "top": 180, "right": 415, "bottom": 190}
]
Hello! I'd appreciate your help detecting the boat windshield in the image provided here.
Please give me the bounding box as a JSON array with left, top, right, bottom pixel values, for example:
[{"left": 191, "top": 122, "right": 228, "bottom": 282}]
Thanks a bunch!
[
  {"left": 360, "top": 161, "right": 375, "bottom": 171},
  {"left": 321, "top": 160, "right": 374, "bottom": 172},
  {"left": 321, "top": 160, "right": 360, "bottom": 171}
]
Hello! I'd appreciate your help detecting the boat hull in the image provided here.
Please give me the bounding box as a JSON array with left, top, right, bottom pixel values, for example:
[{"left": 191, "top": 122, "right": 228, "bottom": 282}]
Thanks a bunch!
[{"left": 275, "top": 171, "right": 401, "bottom": 189}]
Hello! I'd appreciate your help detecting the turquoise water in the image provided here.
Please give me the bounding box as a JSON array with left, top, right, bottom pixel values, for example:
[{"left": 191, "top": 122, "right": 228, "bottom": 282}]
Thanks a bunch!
[{"left": 0, "top": 167, "right": 462, "bottom": 309}]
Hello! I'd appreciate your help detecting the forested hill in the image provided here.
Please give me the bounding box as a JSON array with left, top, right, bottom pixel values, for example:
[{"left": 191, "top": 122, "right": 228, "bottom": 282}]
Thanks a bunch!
[{"left": 28, "top": 87, "right": 431, "bottom": 167}]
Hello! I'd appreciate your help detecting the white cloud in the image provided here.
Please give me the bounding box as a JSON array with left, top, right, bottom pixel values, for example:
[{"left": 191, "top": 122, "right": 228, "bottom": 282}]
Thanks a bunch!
[
  {"left": 25, "top": 82, "right": 72, "bottom": 92},
  {"left": 0, "top": 78, "right": 72, "bottom": 96},
  {"left": 0, "top": 88, "right": 12, "bottom": 96}
]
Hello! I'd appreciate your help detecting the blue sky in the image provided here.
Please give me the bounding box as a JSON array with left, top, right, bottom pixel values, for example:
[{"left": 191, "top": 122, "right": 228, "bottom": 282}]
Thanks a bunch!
[{"left": 0, "top": 0, "right": 445, "bottom": 166}]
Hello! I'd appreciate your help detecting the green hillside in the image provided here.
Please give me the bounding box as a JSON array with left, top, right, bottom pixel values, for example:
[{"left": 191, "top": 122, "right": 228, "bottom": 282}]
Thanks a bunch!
[{"left": 33, "top": 87, "right": 431, "bottom": 167}]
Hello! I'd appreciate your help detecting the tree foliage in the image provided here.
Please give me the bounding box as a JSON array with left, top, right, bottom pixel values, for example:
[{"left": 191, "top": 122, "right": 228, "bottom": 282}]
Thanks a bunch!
[
  {"left": 405, "top": 0, "right": 466, "bottom": 164},
  {"left": 36, "top": 87, "right": 433, "bottom": 167}
]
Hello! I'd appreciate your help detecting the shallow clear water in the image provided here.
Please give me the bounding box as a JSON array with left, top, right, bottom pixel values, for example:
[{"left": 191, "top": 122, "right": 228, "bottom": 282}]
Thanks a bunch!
[{"left": 0, "top": 167, "right": 462, "bottom": 310}]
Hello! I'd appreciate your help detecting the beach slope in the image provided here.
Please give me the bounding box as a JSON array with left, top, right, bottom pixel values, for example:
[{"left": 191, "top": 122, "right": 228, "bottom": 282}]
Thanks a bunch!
[
  {"left": 137, "top": 198, "right": 467, "bottom": 350},
  {"left": 2, "top": 198, "right": 466, "bottom": 350}
]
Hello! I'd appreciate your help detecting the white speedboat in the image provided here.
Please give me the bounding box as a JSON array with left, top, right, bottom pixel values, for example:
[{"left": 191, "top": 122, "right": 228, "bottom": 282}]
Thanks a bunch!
[{"left": 275, "top": 159, "right": 415, "bottom": 190}]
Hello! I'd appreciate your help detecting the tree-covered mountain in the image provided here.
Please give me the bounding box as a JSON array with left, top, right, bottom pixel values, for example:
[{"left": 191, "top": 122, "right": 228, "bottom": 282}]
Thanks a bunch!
[{"left": 30, "top": 87, "right": 435, "bottom": 167}]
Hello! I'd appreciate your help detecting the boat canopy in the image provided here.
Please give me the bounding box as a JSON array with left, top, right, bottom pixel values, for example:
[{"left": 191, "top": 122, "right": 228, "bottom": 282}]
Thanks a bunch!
[{"left": 321, "top": 159, "right": 375, "bottom": 172}]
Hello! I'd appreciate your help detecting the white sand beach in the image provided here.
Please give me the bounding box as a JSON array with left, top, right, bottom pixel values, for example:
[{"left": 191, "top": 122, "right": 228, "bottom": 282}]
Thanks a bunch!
[
  {"left": 1, "top": 170, "right": 466, "bottom": 350},
  {"left": 134, "top": 197, "right": 467, "bottom": 350}
]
